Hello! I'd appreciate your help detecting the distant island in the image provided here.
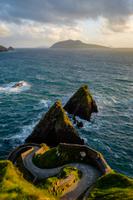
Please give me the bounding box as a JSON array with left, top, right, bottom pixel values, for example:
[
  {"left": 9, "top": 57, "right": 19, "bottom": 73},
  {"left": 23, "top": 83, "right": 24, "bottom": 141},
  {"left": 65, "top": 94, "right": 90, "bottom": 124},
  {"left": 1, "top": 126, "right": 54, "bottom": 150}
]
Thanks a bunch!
[
  {"left": 50, "top": 39, "right": 109, "bottom": 49},
  {"left": 0, "top": 45, "right": 14, "bottom": 52}
]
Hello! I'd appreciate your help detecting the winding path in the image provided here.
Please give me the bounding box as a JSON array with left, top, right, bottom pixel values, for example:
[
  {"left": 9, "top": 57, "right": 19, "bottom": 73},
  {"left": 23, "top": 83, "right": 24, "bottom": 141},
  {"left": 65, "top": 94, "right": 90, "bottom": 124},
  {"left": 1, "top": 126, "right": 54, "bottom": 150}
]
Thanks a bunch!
[{"left": 21, "top": 146, "right": 101, "bottom": 200}]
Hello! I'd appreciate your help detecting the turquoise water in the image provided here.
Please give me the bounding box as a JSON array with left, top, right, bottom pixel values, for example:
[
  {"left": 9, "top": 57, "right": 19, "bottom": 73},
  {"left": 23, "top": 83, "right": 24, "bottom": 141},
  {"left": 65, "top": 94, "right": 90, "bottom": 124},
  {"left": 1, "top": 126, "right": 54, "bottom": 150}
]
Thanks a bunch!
[{"left": 0, "top": 48, "right": 133, "bottom": 177}]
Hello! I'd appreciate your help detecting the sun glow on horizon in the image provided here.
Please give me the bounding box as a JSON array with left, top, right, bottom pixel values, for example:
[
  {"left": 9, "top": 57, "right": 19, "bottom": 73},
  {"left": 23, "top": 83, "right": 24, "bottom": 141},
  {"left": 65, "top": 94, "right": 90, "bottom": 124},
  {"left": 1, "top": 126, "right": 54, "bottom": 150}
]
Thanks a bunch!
[{"left": 0, "top": 1, "right": 133, "bottom": 48}]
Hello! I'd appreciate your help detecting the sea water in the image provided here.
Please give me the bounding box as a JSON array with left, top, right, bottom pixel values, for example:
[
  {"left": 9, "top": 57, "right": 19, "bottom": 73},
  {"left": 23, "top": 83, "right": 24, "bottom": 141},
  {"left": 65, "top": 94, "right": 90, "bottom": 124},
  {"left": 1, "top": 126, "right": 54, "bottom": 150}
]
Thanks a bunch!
[{"left": 0, "top": 48, "right": 132, "bottom": 177}]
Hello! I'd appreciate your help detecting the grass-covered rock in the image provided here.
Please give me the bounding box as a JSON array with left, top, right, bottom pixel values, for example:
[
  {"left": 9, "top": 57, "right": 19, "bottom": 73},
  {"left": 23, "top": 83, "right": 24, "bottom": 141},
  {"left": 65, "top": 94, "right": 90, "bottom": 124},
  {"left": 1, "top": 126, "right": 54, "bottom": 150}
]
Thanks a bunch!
[
  {"left": 64, "top": 85, "right": 98, "bottom": 121},
  {"left": 88, "top": 171, "right": 133, "bottom": 200},
  {"left": 25, "top": 100, "right": 84, "bottom": 146},
  {"left": 33, "top": 146, "right": 58, "bottom": 168},
  {"left": 37, "top": 166, "right": 81, "bottom": 197},
  {"left": 33, "top": 143, "right": 97, "bottom": 169},
  {"left": 0, "top": 160, "right": 56, "bottom": 200}
]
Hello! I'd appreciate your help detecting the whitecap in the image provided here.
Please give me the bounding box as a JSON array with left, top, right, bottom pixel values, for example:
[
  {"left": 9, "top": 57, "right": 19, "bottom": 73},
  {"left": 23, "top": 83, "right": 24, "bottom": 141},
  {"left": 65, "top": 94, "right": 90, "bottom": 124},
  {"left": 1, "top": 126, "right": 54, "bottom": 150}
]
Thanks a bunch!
[
  {"left": 82, "top": 137, "right": 88, "bottom": 144},
  {"left": 0, "top": 81, "right": 31, "bottom": 94},
  {"left": 39, "top": 99, "right": 51, "bottom": 109},
  {"left": 8, "top": 119, "right": 39, "bottom": 146}
]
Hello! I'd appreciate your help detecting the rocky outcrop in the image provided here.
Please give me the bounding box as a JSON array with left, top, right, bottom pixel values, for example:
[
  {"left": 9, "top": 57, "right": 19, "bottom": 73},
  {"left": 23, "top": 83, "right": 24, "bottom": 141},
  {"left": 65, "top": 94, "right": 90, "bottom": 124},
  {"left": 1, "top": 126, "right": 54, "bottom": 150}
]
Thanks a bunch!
[
  {"left": 0, "top": 45, "right": 8, "bottom": 52},
  {"left": 0, "top": 45, "right": 14, "bottom": 52},
  {"left": 25, "top": 101, "right": 84, "bottom": 146},
  {"left": 64, "top": 85, "right": 98, "bottom": 121},
  {"left": 8, "top": 46, "right": 14, "bottom": 51}
]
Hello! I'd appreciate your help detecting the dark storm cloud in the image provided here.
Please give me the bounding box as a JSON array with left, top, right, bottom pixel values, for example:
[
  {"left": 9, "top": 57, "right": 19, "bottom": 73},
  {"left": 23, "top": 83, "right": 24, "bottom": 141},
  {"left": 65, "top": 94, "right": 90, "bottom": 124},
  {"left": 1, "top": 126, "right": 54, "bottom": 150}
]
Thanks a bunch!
[{"left": 0, "top": 0, "right": 133, "bottom": 29}]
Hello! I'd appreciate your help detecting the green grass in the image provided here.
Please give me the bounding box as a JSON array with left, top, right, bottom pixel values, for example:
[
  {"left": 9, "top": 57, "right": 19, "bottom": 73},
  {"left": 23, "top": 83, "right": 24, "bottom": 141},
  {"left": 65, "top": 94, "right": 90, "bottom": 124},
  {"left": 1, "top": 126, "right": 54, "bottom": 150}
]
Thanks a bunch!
[
  {"left": 88, "top": 171, "right": 133, "bottom": 200},
  {"left": 33, "top": 147, "right": 59, "bottom": 168},
  {"left": 0, "top": 160, "right": 56, "bottom": 200},
  {"left": 33, "top": 144, "right": 86, "bottom": 169},
  {"left": 37, "top": 166, "right": 81, "bottom": 197}
]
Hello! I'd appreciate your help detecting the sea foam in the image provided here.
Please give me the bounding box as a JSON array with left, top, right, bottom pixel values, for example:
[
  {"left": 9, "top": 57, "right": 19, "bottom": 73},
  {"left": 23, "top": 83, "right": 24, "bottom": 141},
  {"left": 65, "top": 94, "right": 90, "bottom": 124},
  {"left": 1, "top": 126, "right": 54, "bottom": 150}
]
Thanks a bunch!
[{"left": 0, "top": 81, "right": 31, "bottom": 94}]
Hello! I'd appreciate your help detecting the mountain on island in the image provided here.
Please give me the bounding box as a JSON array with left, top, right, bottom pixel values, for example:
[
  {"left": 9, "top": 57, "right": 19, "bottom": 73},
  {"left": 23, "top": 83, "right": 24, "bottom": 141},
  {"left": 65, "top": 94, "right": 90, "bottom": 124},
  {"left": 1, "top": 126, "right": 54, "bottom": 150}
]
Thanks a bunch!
[
  {"left": 50, "top": 39, "right": 108, "bottom": 49},
  {"left": 0, "top": 45, "right": 14, "bottom": 52}
]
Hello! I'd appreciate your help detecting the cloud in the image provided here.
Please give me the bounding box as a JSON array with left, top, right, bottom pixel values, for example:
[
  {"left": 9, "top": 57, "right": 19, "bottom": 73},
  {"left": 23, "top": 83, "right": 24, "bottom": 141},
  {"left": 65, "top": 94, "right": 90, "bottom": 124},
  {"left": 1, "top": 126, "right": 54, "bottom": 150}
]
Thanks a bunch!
[
  {"left": 0, "top": 23, "right": 11, "bottom": 37},
  {"left": 19, "top": 22, "right": 83, "bottom": 42},
  {"left": 0, "top": 0, "right": 132, "bottom": 31},
  {"left": 0, "top": 21, "right": 84, "bottom": 47}
]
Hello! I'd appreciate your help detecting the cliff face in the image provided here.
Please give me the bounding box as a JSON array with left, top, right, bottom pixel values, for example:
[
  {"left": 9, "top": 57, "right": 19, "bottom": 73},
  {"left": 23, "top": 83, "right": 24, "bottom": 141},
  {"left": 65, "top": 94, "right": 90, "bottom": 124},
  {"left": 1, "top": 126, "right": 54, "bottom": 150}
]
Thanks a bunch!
[
  {"left": 64, "top": 85, "right": 98, "bottom": 121},
  {"left": 25, "top": 101, "right": 84, "bottom": 146}
]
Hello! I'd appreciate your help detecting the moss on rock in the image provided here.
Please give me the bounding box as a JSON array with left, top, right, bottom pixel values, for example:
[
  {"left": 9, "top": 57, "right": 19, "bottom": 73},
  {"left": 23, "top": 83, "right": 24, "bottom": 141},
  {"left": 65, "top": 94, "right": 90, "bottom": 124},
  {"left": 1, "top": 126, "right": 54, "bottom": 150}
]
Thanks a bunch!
[
  {"left": 0, "top": 160, "right": 56, "bottom": 200},
  {"left": 25, "top": 100, "right": 84, "bottom": 146},
  {"left": 88, "top": 171, "right": 133, "bottom": 200},
  {"left": 37, "top": 166, "right": 81, "bottom": 197},
  {"left": 64, "top": 85, "right": 98, "bottom": 121}
]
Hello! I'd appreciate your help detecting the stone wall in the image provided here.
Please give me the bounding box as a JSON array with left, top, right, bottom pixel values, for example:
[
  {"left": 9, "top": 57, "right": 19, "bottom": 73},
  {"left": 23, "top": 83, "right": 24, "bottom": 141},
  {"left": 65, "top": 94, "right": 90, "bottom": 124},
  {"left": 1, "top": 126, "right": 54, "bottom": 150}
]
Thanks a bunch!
[{"left": 59, "top": 143, "right": 111, "bottom": 174}]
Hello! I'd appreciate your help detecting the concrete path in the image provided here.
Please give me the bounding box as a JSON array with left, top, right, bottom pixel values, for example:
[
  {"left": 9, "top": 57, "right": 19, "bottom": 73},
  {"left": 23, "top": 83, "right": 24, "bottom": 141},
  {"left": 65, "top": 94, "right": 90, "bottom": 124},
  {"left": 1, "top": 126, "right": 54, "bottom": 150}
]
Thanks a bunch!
[{"left": 21, "top": 146, "right": 100, "bottom": 200}]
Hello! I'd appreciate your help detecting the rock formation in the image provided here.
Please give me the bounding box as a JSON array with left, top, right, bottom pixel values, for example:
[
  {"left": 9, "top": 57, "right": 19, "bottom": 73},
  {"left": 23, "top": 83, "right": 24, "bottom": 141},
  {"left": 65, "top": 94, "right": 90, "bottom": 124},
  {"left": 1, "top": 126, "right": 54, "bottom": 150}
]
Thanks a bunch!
[
  {"left": 25, "top": 101, "right": 84, "bottom": 146},
  {"left": 0, "top": 45, "right": 14, "bottom": 52},
  {"left": 64, "top": 85, "right": 98, "bottom": 121},
  {"left": 8, "top": 46, "right": 14, "bottom": 51},
  {"left": 0, "top": 45, "right": 8, "bottom": 52}
]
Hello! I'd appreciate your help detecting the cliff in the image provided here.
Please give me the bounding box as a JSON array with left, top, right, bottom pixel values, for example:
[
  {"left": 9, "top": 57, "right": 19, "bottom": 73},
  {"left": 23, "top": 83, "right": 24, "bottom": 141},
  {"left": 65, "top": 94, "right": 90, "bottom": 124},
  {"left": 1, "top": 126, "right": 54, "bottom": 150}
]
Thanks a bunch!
[
  {"left": 88, "top": 171, "right": 133, "bottom": 200},
  {"left": 0, "top": 160, "right": 56, "bottom": 200}
]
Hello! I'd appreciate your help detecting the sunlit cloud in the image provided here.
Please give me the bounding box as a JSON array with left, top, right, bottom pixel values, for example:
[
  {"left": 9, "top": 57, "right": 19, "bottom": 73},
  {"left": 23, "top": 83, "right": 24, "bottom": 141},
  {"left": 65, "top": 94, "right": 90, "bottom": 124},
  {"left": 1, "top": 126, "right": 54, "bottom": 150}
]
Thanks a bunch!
[
  {"left": 0, "top": 0, "right": 133, "bottom": 47},
  {"left": 0, "top": 22, "right": 11, "bottom": 37}
]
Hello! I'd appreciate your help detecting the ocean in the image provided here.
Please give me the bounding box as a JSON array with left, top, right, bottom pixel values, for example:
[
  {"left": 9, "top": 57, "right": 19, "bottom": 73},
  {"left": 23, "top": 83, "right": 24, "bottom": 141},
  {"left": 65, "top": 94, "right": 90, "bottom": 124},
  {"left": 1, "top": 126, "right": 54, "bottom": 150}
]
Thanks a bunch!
[{"left": 0, "top": 48, "right": 132, "bottom": 177}]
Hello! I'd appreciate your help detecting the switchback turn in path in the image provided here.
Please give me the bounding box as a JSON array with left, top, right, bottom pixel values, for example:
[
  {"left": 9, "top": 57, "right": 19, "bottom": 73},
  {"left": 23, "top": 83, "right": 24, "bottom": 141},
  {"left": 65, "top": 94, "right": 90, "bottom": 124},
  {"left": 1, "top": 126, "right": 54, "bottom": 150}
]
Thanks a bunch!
[{"left": 21, "top": 146, "right": 101, "bottom": 200}]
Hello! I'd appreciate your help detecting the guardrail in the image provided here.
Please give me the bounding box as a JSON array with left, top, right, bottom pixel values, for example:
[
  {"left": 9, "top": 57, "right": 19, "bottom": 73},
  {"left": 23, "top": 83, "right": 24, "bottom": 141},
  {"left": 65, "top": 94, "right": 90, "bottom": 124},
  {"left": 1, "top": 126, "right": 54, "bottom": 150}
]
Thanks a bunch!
[{"left": 8, "top": 142, "right": 111, "bottom": 174}]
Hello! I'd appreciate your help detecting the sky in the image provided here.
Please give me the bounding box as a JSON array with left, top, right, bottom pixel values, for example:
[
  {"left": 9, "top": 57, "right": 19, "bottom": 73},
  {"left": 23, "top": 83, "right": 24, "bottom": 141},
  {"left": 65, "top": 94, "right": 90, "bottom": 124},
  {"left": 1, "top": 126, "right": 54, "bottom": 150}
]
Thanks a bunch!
[{"left": 0, "top": 0, "right": 133, "bottom": 48}]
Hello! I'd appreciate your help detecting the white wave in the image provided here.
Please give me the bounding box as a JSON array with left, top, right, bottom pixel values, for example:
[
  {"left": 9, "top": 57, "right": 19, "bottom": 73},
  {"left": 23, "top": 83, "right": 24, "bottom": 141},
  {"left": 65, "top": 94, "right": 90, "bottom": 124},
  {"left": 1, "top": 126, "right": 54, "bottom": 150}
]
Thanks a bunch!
[
  {"left": 40, "top": 99, "right": 51, "bottom": 109},
  {"left": 82, "top": 137, "right": 88, "bottom": 144},
  {"left": 0, "top": 81, "right": 31, "bottom": 94},
  {"left": 5, "top": 99, "right": 51, "bottom": 146},
  {"left": 9, "top": 118, "right": 40, "bottom": 145},
  {"left": 13, "top": 123, "right": 36, "bottom": 142}
]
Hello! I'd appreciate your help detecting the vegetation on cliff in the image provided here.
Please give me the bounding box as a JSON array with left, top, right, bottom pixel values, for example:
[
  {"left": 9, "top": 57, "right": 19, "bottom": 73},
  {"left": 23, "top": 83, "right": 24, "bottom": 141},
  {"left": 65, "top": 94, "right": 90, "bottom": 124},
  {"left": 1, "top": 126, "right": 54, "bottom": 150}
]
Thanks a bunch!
[
  {"left": 88, "top": 171, "right": 133, "bottom": 200},
  {"left": 25, "top": 100, "right": 84, "bottom": 146},
  {"left": 64, "top": 85, "right": 98, "bottom": 120},
  {"left": 0, "top": 160, "right": 56, "bottom": 200},
  {"left": 33, "top": 143, "right": 97, "bottom": 169},
  {"left": 38, "top": 166, "right": 81, "bottom": 197}
]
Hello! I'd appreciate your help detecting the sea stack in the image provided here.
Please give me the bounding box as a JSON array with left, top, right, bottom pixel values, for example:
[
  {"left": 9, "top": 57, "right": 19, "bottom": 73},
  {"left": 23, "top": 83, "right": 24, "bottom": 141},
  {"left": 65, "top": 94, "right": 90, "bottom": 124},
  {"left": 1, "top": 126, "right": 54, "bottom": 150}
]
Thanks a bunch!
[
  {"left": 64, "top": 85, "right": 98, "bottom": 121},
  {"left": 25, "top": 100, "right": 84, "bottom": 146},
  {"left": 8, "top": 46, "right": 14, "bottom": 51}
]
